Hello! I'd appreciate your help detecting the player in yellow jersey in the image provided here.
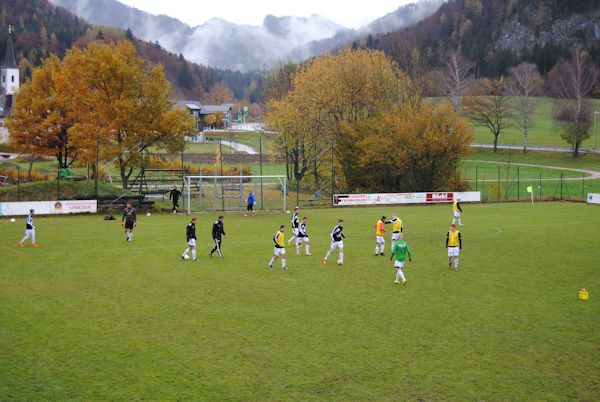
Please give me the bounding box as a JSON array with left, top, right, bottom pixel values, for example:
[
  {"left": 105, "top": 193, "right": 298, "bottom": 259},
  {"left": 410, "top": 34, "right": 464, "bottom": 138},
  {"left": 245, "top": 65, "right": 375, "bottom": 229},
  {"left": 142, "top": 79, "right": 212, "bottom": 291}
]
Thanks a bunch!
[
  {"left": 374, "top": 215, "right": 386, "bottom": 256},
  {"left": 452, "top": 197, "right": 464, "bottom": 226},
  {"left": 386, "top": 215, "right": 403, "bottom": 249},
  {"left": 445, "top": 224, "right": 462, "bottom": 270},
  {"left": 269, "top": 225, "right": 287, "bottom": 270}
]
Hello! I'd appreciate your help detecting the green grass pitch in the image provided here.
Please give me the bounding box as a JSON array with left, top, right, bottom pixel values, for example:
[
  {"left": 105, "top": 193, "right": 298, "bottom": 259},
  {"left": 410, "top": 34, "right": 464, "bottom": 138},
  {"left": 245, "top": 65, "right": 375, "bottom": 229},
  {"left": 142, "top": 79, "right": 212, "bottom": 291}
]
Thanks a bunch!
[{"left": 1, "top": 203, "right": 599, "bottom": 400}]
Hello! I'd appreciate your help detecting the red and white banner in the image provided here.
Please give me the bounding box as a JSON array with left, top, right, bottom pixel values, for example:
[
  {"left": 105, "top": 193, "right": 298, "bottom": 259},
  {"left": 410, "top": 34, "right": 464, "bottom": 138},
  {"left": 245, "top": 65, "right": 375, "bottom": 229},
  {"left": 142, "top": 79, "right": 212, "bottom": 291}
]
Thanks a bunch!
[
  {"left": 332, "top": 191, "right": 480, "bottom": 206},
  {"left": 0, "top": 200, "right": 97, "bottom": 216}
]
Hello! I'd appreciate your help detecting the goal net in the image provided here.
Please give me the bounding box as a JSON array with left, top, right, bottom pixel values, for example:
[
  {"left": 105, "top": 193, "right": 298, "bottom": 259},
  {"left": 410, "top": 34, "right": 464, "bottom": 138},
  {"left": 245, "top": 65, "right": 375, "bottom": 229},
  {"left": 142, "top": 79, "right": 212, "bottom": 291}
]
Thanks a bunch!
[{"left": 183, "top": 175, "right": 287, "bottom": 213}]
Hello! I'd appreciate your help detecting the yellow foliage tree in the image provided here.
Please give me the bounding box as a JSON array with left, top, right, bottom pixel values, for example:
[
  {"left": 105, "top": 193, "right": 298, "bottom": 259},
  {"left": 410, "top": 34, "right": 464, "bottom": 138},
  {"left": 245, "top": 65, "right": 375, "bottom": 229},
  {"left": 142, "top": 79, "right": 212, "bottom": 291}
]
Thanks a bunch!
[
  {"left": 267, "top": 48, "right": 398, "bottom": 190},
  {"left": 7, "top": 55, "right": 78, "bottom": 177},
  {"left": 62, "top": 41, "right": 195, "bottom": 188}
]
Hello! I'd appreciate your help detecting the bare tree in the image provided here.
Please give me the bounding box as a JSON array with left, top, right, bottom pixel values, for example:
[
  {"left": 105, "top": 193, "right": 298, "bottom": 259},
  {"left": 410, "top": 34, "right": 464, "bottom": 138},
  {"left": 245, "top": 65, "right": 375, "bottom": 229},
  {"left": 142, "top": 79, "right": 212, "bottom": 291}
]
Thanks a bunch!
[
  {"left": 549, "top": 49, "right": 599, "bottom": 156},
  {"left": 438, "top": 53, "right": 475, "bottom": 110},
  {"left": 462, "top": 78, "right": 513, "bottom": 152},
  {"left": 508, "top": 63, "right": 543, "bottom": 153}
]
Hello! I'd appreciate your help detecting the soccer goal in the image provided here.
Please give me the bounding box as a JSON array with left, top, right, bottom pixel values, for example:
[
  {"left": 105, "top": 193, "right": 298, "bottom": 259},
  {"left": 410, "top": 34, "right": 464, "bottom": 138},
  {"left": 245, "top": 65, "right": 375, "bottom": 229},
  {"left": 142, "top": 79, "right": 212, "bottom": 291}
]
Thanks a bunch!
[{"left": 183, "top": 174, "right": 287, "bottom": 213}]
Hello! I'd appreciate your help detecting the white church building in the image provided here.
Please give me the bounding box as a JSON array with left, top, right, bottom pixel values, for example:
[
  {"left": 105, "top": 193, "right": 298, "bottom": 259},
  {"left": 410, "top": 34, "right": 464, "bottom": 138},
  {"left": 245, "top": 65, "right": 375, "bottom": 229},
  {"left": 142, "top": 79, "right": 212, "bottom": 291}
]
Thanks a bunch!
[{"left": 0, "top": 26, "right": 19, "bottom": 143}]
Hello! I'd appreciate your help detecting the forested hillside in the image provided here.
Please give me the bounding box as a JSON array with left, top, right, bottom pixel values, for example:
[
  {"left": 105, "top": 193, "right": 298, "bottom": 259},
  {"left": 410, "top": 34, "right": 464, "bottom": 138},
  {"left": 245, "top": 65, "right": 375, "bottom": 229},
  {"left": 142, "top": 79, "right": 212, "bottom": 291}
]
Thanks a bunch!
[
  {"left": 372, "top": 0, "right": 600, "bottom": 78},
  {"left": 0, "top": 0, "right": 264, "bottom": 101}
]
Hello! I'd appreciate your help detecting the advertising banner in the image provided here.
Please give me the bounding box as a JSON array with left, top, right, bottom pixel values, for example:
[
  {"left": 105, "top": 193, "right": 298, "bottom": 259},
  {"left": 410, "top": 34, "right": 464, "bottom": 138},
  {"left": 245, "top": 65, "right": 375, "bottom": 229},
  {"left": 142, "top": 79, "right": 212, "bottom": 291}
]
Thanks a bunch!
[
  {"left": 587, "top": 193, "right": 600, "bottom": 204},
  {"left": 332, "top": 192, "right": 480, "bottom": 207},
  {"left": 0, "top": 200, "right": 97, "bottom": 216}
]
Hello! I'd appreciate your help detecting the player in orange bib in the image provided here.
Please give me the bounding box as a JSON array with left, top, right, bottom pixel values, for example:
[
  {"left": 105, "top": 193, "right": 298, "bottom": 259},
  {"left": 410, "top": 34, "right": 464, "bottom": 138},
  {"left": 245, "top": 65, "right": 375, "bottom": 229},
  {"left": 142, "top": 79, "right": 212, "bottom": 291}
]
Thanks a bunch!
[{"left": 375, "top": 216, "right": 386, "bottom": 256}]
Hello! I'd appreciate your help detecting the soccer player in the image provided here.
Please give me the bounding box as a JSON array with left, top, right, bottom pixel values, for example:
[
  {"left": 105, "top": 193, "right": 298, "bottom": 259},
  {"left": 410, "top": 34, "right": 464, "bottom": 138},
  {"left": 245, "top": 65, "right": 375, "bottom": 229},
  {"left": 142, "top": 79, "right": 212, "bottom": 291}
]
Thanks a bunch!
[
  {"left": 181, "top": 218, "right": 198, "bottom": 261},
  {"left": 446, "top": 224, "right": 462, "bottom": 270},
  {"left": 269, "top": 225, "right": 287, "bottom": 270},
  {"left": 169, "top": 186, "right": 182, "bottom": 214},
  {"left": 209, "top": 215, "right": 226, "bottom": 258},
  {"left": 18, "top": 209, "right": 38, "bottom": 247},
  {"left": 390, "top": 233, "right": 412, "bottom": 285},
  {"left": 287, "top": 206, "right": 300, "bottom": 244},
  {"left": 121, "top": 202, "right": 137, "bottom": 242},
  {"left": 323, "top": 219, "right": 345, "bottom": 265},
  {"left": 375, "top": 215, "right": 386, "bottom": 256},
  {"left": 386, "top": 215, "right": 404, "bottom": 249},
  {"left": 245, "top": 191, "right": 256, "bottom": 216},
  {"left": 296, "top": 217, "right": 311, "bottom": 256},
  {"left": 452, "top": 197, "right": 464, "bottom": 226}
]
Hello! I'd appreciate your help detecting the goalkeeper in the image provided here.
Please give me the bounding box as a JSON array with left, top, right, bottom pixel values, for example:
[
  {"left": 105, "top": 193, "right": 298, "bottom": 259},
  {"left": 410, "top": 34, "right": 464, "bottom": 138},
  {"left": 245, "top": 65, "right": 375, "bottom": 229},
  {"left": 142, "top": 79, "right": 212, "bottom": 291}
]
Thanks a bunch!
[{"left": 246, "top": 191, "right": 256, "bottom": 216}]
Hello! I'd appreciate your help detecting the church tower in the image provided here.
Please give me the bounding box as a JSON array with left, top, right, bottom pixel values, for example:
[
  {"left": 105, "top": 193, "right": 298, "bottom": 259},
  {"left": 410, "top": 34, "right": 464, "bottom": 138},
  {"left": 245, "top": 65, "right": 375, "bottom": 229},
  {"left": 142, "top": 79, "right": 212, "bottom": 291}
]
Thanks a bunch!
[{"left": 1, "top": 25, "right": 19, "bottom": 96}]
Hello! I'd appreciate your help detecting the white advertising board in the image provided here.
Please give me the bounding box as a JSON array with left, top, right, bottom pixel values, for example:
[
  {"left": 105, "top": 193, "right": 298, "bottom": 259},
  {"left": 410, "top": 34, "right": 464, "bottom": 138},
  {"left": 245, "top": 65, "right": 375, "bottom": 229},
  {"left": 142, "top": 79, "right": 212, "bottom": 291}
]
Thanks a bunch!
[
  {"left": 587, "top": 193, "right": 600, "bottom": 205},
  {"left": 0, "top": 200, "right": 97, "bottom": 216},
  {"left": 332, "top": 191, "right": 480, "bottom": 207}
]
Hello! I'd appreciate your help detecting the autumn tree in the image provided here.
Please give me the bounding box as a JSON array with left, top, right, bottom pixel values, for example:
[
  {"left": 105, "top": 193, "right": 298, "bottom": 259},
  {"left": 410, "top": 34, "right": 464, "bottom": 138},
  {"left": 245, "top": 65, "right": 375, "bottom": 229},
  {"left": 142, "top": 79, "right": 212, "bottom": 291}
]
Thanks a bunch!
[
  {"left": 343, "top": 101, "right": 473, "bottom": 192},
  {"left": 438, "top": 53, "right": 475, "bottom": 110},
  {"left": 267, "top": 48, "right": 398, "bottom": 191},
  {"left": 508, "top": 62, "right": 543, "bottom": 153},
  {"left": 208, "top": 81, "right": 234, "bottom": 104},
  {"left": 7, "top": 55, "right": 78, "bottom": 176},
  {"left": 549, "top": 49, "right": 599, "bottom": 156},
  {"left": 462, "top": 78, "right": 513, "bottom": 152},
  {"left": 63, "top": 41, "right": 195, "bottom": 188}
]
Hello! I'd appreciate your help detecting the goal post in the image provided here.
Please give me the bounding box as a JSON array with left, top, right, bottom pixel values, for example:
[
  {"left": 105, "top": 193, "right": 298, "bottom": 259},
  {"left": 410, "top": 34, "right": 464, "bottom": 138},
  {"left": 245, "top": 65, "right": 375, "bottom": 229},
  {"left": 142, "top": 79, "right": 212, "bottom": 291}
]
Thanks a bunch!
[{"left": 183, "top": 174, "right": 287, "bottom": 214}]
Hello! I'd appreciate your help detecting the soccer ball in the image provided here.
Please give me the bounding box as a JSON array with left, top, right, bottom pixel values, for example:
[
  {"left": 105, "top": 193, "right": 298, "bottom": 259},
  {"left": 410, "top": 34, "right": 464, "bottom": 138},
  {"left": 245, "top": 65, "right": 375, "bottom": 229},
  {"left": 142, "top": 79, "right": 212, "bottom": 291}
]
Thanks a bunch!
[
  {"left": 337, "top": 259, "right": 343, "bottom": 265},
  {"left": 147, "top": 212, "right": 151, "bottom": 216},
  {"left": 183, "top": 254, "right": 190, "bottom": 260},
  {"left": 9, "top": 218, "right": 15, "bottom": 222},
  {"left": 286, "top": 210, "right": 290, "bottom": 214}
]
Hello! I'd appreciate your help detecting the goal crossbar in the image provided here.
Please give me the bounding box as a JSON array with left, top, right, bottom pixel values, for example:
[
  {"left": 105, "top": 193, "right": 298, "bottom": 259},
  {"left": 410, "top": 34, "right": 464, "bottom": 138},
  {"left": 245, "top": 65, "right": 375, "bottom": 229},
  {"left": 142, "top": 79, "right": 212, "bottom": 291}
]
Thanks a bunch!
[{"left": 183, "top": 175, "right": 287, "bottom": 214}]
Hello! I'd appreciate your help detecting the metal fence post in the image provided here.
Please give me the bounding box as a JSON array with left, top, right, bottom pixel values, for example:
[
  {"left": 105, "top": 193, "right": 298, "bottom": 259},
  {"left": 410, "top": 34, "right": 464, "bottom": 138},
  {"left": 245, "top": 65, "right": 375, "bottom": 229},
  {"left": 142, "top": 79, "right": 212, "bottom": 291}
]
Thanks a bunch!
[
  {"left": 17, "top": 165, "right": 20, "bottom": 201},
  {"left": 581, "top": 173, "right": 585, "bottom": 201},
  {"left": 475, "top": 165, "right": 478, "bottom": 191},
  {"left": 259, "top": 137, "right": 264, "bottom": 210},
  {"left": 517, "top": 165, "right": 520, "bottom": 201},
  {"left": 539, "top": 172, "right": 542, "bottom": 201},
  {"left": 497, "top": 165, "right": 500, "bottom": 202},
  {"left": 560, "top": 173, "right": 563, "bottom": 199}
]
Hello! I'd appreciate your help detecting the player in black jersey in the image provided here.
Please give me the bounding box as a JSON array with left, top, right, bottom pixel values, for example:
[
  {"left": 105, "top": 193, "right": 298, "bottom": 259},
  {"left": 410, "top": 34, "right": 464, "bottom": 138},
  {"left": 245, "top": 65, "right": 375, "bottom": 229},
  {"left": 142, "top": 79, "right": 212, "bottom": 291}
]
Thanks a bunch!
[
  {"left": 181, "top": 218, "right": 198, "bottom": 261},
  {"left": 169, "top": 186, "right": 182, "bottom": 214},
  {"left": 209, "top": 215, "right": 226, "bottom": 258},
  {"left": 323, "top": 219, "right": 345, "bottom": 265},
  {"left": 18, "top": 209, "right": 38, "bottom": 247},
  {"left": 121, "top": 203, "right": 137, "bottom": 242},
  {"left": 295, "top": 217, "right": 311, "bottom": 256},
  {"left": 287, "top": 206, "right": 300, "bottom": 244}
]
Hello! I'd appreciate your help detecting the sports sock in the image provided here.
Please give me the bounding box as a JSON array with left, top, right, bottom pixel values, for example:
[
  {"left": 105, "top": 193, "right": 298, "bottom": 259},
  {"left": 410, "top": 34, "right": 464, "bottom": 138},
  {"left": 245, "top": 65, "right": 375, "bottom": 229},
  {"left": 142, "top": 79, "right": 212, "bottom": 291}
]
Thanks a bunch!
[
  {"left": 380, "top": 244, "right": 385, "bottom": 254},
  {"left": 454, "top": 258, "right": 459, "bottom": 268},
  {"left": 182, "top": 247, "right": 190, "bottom": 256},
  {"left": 192, "top": 250, "right": 197, "bottom": 260},
  {"left": 325, "top": 250, "right": 332, "bottom": 259},
  {"left": 305, "top": 244, "right": 310, "bottom": 254},
  {"left": 31, "top": 232, "right": 36, "bottom": 244},
  {"left": 269, "top": 257, "right": 275, "bottom": 266},
  {"left": 281, "top": 258, "right": 286, "bottom": 268},
  {"left": 296, "top": 242, "right": 301, "bottom": 254},
  {"left": 396, "top": 269, "right": 406, "bottom": 282},
  {"left": 339, "top": 251, "right": 344, "bottom": 262},
  {"left": 375, "top": 245, "right": 379, "bottom": 255},
  {"left": 452, "top": 217, "right": 456, "bottom": 224}
]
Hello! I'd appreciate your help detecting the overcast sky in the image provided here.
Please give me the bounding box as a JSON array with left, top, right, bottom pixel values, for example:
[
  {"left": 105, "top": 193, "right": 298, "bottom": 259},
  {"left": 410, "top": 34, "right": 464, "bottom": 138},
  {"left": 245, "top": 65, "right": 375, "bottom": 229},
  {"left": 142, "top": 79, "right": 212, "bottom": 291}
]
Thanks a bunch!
[{"left": 117, "top": 0, "right": 416, "bottom": 29}]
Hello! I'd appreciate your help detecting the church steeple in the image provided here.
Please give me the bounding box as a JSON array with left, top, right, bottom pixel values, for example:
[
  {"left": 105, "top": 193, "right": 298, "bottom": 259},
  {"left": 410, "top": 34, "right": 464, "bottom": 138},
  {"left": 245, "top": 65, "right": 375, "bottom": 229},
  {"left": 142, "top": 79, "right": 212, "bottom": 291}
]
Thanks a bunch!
[
  {"left": 1, "top": 25, "right": 19, "bottom": 96},
  {"left": 1, "top": 25, "right": 17, "bottom": 69}
]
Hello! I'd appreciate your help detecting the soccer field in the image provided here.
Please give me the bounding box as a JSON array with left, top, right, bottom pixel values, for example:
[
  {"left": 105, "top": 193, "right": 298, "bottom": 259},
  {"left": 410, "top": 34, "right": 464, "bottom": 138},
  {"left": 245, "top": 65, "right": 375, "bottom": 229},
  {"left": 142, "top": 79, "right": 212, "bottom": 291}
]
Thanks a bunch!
[{"left": 1, "top": 203, "right": 599, "bottom": 400}]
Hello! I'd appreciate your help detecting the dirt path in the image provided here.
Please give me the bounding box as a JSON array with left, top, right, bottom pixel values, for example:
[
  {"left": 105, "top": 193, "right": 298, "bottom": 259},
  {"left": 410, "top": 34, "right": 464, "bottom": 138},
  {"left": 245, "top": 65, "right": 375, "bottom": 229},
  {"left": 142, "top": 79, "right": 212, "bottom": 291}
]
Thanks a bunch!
[{"left": 463, "top": 159, "right": 600, "bottom": 181}]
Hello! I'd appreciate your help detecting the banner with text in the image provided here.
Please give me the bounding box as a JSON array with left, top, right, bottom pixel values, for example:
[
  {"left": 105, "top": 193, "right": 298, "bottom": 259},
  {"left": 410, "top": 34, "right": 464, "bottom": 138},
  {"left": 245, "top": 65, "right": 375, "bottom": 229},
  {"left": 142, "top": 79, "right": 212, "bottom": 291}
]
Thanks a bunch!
[
  {"left": 587, "top": 193, "right": 600, "bottom": 204},
  {"left": 332, "top": 192, "right": 481, "bottom": 207},
  {"left": 0, "top": 200, "right": 97, "bottom": 216}
]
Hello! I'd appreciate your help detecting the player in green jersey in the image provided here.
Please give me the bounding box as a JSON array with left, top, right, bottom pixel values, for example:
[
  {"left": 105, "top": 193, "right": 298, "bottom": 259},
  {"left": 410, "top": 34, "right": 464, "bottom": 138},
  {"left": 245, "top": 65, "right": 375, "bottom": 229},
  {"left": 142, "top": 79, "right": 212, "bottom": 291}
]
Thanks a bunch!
[{"left": 390, "top": 233, "right": 412, "bottom": 285}]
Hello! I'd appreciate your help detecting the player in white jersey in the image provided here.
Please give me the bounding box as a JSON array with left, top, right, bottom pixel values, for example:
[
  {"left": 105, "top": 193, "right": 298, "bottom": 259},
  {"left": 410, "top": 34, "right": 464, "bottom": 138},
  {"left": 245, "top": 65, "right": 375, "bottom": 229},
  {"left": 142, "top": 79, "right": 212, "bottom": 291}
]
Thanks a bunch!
[
  {"left": 323, "top": 219, "right": 345, "bottom": 265},
  {"left": 287, "top": 207, "right": 300, "bottom": 245},
  {"left": 19, "top": 209, "right": 38, "bottom": 247},
  {"left": 295, "top": 217, "right": 311, "bottom": 256}
]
